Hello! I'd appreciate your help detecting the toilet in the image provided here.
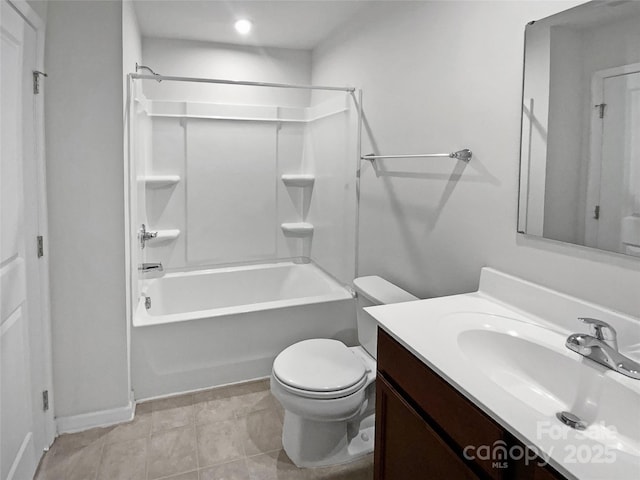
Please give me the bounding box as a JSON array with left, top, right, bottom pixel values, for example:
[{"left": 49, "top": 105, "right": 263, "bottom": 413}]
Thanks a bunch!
[{"left": 270, "top": 276, "right": 418, "bottom": 467}]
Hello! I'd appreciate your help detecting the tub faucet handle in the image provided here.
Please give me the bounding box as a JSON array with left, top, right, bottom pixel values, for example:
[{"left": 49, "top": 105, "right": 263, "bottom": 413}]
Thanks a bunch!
[{"left": 139, "top": 224, "right": 158, "bottom": 249}]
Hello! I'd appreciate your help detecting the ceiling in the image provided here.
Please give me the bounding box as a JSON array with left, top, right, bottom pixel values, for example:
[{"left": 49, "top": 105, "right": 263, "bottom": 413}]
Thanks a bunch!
[{"left": 133, "top": 0, "right": 372, "bottom": 50}]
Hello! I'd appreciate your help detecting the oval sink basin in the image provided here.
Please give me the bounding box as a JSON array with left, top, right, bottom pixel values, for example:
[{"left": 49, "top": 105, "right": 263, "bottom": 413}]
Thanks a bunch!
[
  {"left": 439, "top": 313, "right": 640, "bottom": 458},
  {"left": 458, "top": 328, "right": 581, "bottom": 414}
]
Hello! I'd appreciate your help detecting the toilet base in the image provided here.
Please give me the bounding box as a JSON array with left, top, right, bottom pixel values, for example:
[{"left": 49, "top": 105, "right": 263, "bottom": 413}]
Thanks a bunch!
[{"left": 282, "top": 410, "right": 375, "bottom": 468}]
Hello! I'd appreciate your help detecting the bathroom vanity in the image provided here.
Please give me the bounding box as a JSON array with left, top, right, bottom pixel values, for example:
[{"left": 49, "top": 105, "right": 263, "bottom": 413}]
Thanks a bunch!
[
  {"left": 367, "top": 268, "right": 640, "bottom": 480},
  {"left": 375, "top": 328, "right": 561, "bottom": 479}
]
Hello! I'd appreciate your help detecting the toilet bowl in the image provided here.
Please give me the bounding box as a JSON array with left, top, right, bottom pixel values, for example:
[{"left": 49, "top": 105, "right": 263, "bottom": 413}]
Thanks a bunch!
[{"left": 270, "top": 276, "right": 418, "bottom": 467}]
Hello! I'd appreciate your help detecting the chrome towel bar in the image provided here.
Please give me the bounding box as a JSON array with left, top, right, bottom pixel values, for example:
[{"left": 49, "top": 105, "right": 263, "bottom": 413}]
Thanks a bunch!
[{"left": 361, "top": 149, "right": 472, "bottom": 162}]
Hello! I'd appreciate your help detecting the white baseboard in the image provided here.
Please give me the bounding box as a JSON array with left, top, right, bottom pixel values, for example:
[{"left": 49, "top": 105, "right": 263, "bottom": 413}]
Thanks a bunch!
[{"left": 56, "top": 399, "right": 135, "bottom": 434}]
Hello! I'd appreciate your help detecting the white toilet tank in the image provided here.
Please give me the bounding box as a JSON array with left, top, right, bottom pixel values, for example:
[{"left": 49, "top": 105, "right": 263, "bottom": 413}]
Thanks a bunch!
[{"left": 353, "top": 276, "right": 418, "bottom": 359}]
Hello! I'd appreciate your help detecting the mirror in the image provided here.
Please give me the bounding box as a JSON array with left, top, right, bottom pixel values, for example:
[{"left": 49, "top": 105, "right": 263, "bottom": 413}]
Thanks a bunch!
[{"left": 518, "top": 0, "right": 640, "bottom": 258}]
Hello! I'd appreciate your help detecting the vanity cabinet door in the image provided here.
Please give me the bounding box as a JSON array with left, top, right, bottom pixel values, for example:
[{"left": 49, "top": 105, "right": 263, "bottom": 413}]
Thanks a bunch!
[
  {"left": 377, "top": 329, "right": 505, "bottom": 478},
  {"left": 374, "top": 375, "right": 481, "bottom": 480},
  {"left": 375, "top": 329, "right": 566, "bottom": 480}
]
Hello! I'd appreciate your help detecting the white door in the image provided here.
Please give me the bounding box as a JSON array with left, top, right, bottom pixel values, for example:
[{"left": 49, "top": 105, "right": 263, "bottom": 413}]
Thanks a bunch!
[
  {"left": 1, "top": 1, "right": 53, "bottom": 479},
  {"left": 597, "top": 72, "right": 640, "bottom": 253},
  {"left": 586, "top": 67, "right": 640, "bottom": 255}
]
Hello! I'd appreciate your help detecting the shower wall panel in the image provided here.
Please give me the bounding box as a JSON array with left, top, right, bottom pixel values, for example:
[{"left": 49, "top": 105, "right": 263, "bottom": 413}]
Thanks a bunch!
[
  {"left": 142, "top": 117, "right": 185, "bottom": 270},
  {"left": 133, "top": 103, "right": 153, "bottom": 299},
  {"left": 305, "top": 96, "right": 358, "bottom": 285},
  {"left": 186, "top": 119, "right": 278, "bottom": 264},
  {"left": 277, "top": 123, "right": 307, "bottom": 259}
]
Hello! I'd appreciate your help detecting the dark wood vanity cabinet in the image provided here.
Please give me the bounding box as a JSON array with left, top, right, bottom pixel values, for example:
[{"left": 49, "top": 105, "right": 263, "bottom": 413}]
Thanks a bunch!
[{"left": 374, "top": 328, "right": 565, "bottom": 480}]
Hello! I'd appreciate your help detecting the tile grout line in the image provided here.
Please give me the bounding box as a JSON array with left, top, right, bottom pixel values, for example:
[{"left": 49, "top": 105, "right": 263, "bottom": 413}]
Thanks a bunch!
[
  {"left": 193, "top": 402, "right": 200, "bottom": 477},
  {"left": 235, "top": 400, "right": 250, "bottom": 466},
  {"left": 145, "top": 415, "right": 150, "bottom": 480},
  {"left": 153, "top": 469, "right": 199, "bottom": 480},
  {"left": 194, "top": 406, "right": 200, "bottom": 480},
  {"left": 147, "top": 394, "right": 198, "bottom": 480},
  {"left": 93, "top": 437, "right": 107, "bottom": 480},
  {"left": 245, "top": 447, "right": 282, "bottom": 460},
  {"left": 234, "top": 391, "right": 257, "bottom": 478},
  {"left": 43, "top": 384, "right": 277, "bottom": 480},
  {"left": 243, "top": 455, "right": 253, "bottom": 480}
]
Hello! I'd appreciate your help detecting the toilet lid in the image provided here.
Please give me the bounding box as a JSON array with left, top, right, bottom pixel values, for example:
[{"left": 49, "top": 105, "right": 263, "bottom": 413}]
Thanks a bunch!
[{"left": 273, "top": 339, "right": 366, "bottom": 394}]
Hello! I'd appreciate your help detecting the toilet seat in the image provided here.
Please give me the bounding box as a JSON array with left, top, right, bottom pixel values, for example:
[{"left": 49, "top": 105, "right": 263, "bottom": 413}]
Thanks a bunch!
[{"left": 273, "top": 339, "right": 367, "bottom": 399}]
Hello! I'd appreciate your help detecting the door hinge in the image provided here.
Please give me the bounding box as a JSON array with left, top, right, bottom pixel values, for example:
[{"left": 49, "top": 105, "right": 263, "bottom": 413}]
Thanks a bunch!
[
  {"left": 37, "top": 235, "right": 44, "bottom": 258},
  {"left": 594, "top": 205, "right": 600, "bottom": 220},
  {"left": 42, "top": 390, "right": 49, "bottom": 411},
  {"left": 595, "top": 103, "right": 606, "bottom": 119},
  {"left": 33, "top": 70, "right": 48, "bottom": 95}
]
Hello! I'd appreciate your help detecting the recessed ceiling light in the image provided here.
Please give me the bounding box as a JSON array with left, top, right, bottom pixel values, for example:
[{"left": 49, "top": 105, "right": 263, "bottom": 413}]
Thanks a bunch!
[{"left": 234, "top": 19, "right": 252, "bottom": 35}]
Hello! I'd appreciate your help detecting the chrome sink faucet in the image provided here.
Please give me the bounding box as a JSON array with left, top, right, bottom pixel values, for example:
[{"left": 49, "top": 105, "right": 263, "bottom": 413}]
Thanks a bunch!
[{"left": 566, "top": 317, "right": 640, "bottom": 380}]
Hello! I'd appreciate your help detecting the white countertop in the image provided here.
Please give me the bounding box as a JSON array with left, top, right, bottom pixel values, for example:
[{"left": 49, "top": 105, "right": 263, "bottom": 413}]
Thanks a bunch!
[{"left": 366, "top": 268, "right": 640, "bottom": 480}]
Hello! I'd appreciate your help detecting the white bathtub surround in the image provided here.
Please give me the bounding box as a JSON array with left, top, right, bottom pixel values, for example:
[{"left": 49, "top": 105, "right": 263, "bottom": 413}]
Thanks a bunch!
[
  {"left": 141, "top": 174, "right": 180, "bottom": 188},
  {"left": 130, "top": 94, "right": 357, "bottom": 280},
  {"left": 132, "top": 262, "right": 355, "bottom": 399},
  {"left": 271, "top": 276, "right": 418, "bottom": 467},
  {"left": 144, "top": 229, "right": 180, "bottom": 245},
  {"left": 281, "top": 174, "right": 315, "bottom": 187},
  {"left": 127, "top": 73, "right": 360, "bottom": 403},
  {"left": 141, "top": 96, "right": 349, "bottom": 123},
  {"left": 281, "top": 223, "right": 314, "bottom": 237},
  {"left": 367, "top": 268, "right": 640, "bottom": 480}
]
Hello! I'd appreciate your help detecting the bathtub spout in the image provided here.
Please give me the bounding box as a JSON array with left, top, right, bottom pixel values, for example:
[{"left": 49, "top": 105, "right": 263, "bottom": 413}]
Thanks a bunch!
[{"left": 139, "top": 262, "right": 163, "bottom": 273}]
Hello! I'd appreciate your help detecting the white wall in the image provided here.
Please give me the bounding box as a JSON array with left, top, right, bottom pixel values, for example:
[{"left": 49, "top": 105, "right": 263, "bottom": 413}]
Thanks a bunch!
[
  {"left": 45, "top": 0, "right": 129, "bottom": 418},
  {"left": 312, "top": 1, "right": 640, "bottom": 316},
  {"left": 141, "top": 37, "right": 312, "bottom": 106}
]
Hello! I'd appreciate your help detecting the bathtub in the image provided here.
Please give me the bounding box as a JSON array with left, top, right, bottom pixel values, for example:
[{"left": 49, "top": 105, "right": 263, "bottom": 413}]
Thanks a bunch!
[{"left": 131, "top": 262, "right": 356, "bottom": 399}]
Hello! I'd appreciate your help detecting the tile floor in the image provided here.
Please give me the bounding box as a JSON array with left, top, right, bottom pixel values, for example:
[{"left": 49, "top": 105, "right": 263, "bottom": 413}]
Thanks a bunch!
[{"left": 35, "top": 379, "right": 374, "bottom": 480}]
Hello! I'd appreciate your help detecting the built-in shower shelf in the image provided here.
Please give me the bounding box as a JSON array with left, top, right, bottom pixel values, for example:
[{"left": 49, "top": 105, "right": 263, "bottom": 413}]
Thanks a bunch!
[
  {"left": 281, "top": 174, "right": 315, "bottom": 187},
  {"left": 281, "top": 223, "right": 314, "bottom": 237},
  {"left": 147, "top": 229, "right": 181, "bottom": 245},
  {"left": 143, "top": 175, "right": 181, "bottom": 188}
]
